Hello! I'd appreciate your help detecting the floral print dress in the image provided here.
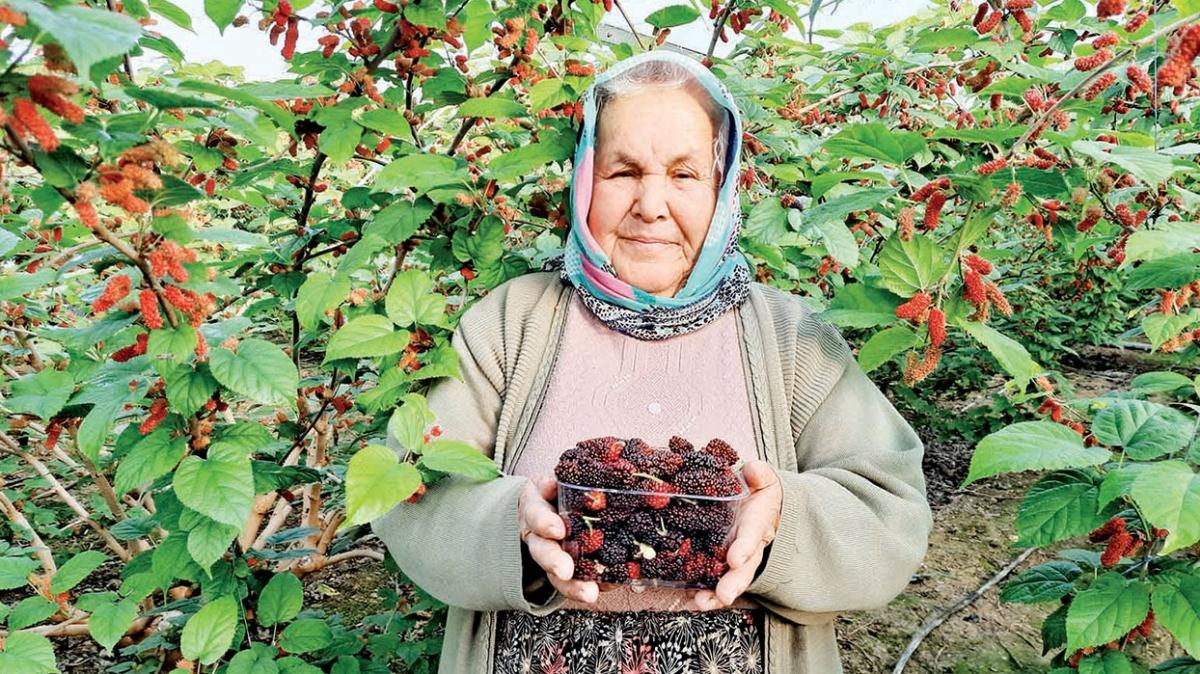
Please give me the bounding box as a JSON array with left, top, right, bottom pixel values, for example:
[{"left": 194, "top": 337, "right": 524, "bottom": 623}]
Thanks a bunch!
[{"left": 494, "top": 608, "right": 764, "bottom": 674}]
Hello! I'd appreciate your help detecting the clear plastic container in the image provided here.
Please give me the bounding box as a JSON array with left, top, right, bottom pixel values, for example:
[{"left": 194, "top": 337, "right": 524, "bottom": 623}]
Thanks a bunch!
[{"left": 556, "top": 473, "right": 749, "bottom": 590}]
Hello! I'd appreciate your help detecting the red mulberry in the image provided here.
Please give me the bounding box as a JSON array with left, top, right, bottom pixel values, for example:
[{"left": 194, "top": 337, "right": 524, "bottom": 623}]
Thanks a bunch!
[
  {"left": 1084, "top": 72, "right": 1118, "bottom": 100},
  {"left": 12, "top": 97, "right": 57, "bottom": 151},
  {"left": 140, "top": 289, "right": 163, "bottom": 329},
  {"left": 923, "top": 191, "right": 946, "bottom": 231},
  {"left": 93, "top": 275, "right": 131, "bottom": 313},
  {"left": 896, "top": 292, "right": 933, "bottom": 322},
  {"left": 1125, "top": 12, "right": 1147, "bottom": 33},
  {"left": 1127, "top": 65, "right": 1153, "bottom": 94},
  {"left": 1093, "top": 32, "right": 1119, "bottom": 49},
  {"left": 674, "top": 468, "right": 742, "bottom": 497},
  {"left": 963, "top": 268, "right": 986, "bottom": 305},
  {"left": 975, "top": 158, "right": 1008, "bottom": 175},
  {"left": 701, "top": 438, "right": 739, "bottom": 467},
  {"left": 928, "top": 308, "right": 946, "bottom": 347},
  {"left": 667, "top": 435, "right": 694, "bottom": 454},
  {"left": 1096, "top": 0, "right": 1125, "bottom": 19},
  {"left": 964, "top": 254, "right": 993, "bottom": 275},
  {"left": 1075, "top": 49, "right": 1113, "bottom": 71}
]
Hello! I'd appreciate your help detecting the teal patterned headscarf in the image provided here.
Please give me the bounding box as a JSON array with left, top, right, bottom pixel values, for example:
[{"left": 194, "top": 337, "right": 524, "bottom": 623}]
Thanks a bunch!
[{"left": 548, "top": 50, "right": 752, "bottom": 341}]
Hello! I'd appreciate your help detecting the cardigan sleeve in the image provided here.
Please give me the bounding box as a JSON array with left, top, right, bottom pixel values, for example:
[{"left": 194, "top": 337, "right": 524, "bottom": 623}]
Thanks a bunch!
[
  {"left": 743, "top": 345, "right": 933, "bottom": 621},
  {"left": 370, "top": 303, "right": 564, "bottom": 615}
]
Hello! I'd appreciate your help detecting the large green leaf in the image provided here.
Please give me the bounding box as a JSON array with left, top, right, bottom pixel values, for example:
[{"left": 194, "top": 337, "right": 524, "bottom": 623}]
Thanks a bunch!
[
  {"left": 258, "top": 572, "right": 303, "bottom": 627},
  {"left": 365, "top": 199, "right": 432, "bottom": 244},
  {"left": 1143, "top": 310, "right": 1200, "bottom": 350},
  {"left": 1015, "top": 469, "right": 1109, "bottom": 547},
  {"left": 209, "top": 338, "right": 299, "bottom": 409},
  {"left": 877, "top": 235, "right": 947, "bottom": 296},
  {"left": 89, "top": 600, "right": 139, "bottom": 652},
  {"left": 343, "top": 444, "right": 422, "bottom": 527},
  {"left": 1154, "top": 575, "right": 1200, "bottom": 659},
  {"left": 324, "top": 315, "right": 410, "bottom": 363},
  {"left": 147, "top": 324, "right": 197, "bottom": 364},
  {"left": 1000, "top": 561, "right": 1082, "bottom": 604},
  {"left": 388, "top": 393, "right": 435, "bottom": 453},
  {"left": 186, "top": 516, "right": 239, "bottom": 573},
  {"left": 279, "top": 619, "right": 333, "bottom": 654},
  {"left": 204, "top": 0, "right": 244, "bottom": 32},
  {"left": 0, "top": 557, "right": 41, "bottom": 590},
  {"left": 1092, "top": 400, "right": 1194, "bottom": 460},
  {"left": 857, "top": 326, "right": 918, "bottom": 374},
  {"left": 457, "top": 96, "right": 527, "bottom": 119},
  {"left": 1126, "top": 253, "right": 1200, "bottom": 290},
  {"left": 956, "top": 319, "right": 1040, "bottom": 386},
  {"left": 0, "top": 631, "right": 57, "bottom": 674},
  {"left": 487, "top": 140, "right": 572, "bottom": 182},
  {"left": 819, "top": 284, "right": 901, "bottom": 329},
  {"left": 180, "top": 595, "right": 238, "bottom": 665},
  {"left": 644, "top": 4, "right": 700, "bottom": 28},
  {"left": 7, "top": 596, "right": 57, "bottom": 631},
  {"left": 296, "top": 273, "right": 350, "bottom": 332},
  {"left": 823, "top": 124, "right": 925, "bottom": 166},
  {"left": 115, "top": 428, "right": 188, "bottom": 494},
  {"left": 964, "top": 421, "right": 1111, "bottom": 486},
  {"left": 743, "top": 197, "right": 789, "bottom": 244},
  {"left": 419, "top": 439, "right": 500, "bottom": 480},
  {"left": 51, "top": 550, "right": 108, "bottom": 594},
  {"left": 7, "top": 0, "right": 142, "bottom": 81},
  {"left": 5, "top": 368, "right": 73, "bottom": 420},
  {"left": 1130, "top": 461, "right": 1200, "bottom": 555},
  {"left": 226, "top": 646, "right": 281, "bottom": 674},
  {"left": 356, "top": 108, "right": 412, "bottom": 140},
  {"left": 173, "top": 445, "right": 254, "bottom": 529},
  {"left": 1127, "top": 222, "right": 1200, "bottom": 264},
  {"left": 1098, "top": 463, "right": 1151, "bottom": 508},
  {"left": 1066, "top": 572, "right": 1151, "bottom": 653},
  {"left": 374, "top": 154, "right": 465, "bottom": 193},
  {"left": 385, "top": 270, "right": 444, "bottom": 328},
  {"left": 164, "top": 365, "right": 218, "bottom": 419},
  {"left": 1078, "top": 651, "right": 1133, "bottom": 674},
  {"left": 1072, "top": 141, "right": 1194, "bottom": 187}
]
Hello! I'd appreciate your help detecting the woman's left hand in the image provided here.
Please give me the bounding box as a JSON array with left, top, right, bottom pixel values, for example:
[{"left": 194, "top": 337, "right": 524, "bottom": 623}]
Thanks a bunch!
[{"left": 691, "top": 459, "right": 782, "bottom": 611}]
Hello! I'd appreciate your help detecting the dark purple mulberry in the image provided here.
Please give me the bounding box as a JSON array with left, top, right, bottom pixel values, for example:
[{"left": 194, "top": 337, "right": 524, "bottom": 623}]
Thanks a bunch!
[
  {"left": 701, "top": 438, "right": 739, "bottom": 467},
  {"left": 681, "top": 451, "right": 723, "bottom": 472},
  {"left": 674, "top": 468, "right": 743, "bottom": 497},
  {"left": 667, "top": 435, "right": 694, "bottom": 454},
  {"left": 631, "top": 450, "right": 684, "bottom": 480},
  {"left": 576, "top": 436, "right": 624, "bottom": 462},
  {"left": 556, "top": 457, "right": 636, "bottom": 488},
  {"left": 663, "top": 502, "right": 734, "bottom": 533}
]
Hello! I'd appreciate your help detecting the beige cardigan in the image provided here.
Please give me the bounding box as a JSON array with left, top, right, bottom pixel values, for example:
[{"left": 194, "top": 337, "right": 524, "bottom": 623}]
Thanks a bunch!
[{"left": 372, "top": 271, "right": 933, "bottom": 674}]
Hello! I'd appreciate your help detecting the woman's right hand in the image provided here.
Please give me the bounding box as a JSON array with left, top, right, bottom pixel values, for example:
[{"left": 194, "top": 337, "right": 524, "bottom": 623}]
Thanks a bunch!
[{"left": 518, "top": 475, "right": 599, "bottom": 604}]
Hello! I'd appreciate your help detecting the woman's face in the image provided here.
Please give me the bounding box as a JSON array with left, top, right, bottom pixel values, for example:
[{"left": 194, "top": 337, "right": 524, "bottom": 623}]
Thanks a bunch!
[{"left": 587, "top": 87, "right": 720, "bottom": 298}]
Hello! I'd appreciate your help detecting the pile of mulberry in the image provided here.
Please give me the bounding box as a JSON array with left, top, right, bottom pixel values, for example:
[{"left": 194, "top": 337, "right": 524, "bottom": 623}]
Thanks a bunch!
[{"left": 555, "top": 435, "right": 747, "bottom": 588}]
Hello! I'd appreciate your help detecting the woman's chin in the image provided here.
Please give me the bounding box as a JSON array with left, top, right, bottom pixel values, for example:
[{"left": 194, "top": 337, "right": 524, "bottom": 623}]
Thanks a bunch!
[{"left": 615, "top": 268, "right": 682, "bottom": 297}]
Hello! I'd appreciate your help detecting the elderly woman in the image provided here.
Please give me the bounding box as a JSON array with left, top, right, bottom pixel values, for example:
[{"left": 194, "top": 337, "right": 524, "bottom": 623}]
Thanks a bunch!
[{"left": 373, "top": 50, "right": 933, "bottom": 673}]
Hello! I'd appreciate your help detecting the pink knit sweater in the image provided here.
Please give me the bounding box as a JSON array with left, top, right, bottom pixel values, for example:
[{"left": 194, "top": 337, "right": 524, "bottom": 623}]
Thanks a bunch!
[{"left": 512, "top": 294, "right": 759, "bottom": 611}]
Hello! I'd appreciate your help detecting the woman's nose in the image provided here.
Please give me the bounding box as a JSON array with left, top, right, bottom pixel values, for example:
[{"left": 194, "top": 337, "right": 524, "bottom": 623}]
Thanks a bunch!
[{"left": 631, "top": 175, "right": 670, "bottom": 222}]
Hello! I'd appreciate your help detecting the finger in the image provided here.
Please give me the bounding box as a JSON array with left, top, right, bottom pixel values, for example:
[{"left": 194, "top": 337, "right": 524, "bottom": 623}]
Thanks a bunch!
[
  {"left": 525, "top": 532, "right": 574, "bottom": 581},
  {"left": 691, "top": 588, "right": 720, "bottom": 611},
  {"left": 548, "top": 574, "right": 599, "bottom": 603},
  {"left": 536, "top": 474, "right": 558, "bottom": 502},
  {"left": 527, "top": 499, "right": 566, "bottom": 539},
  {"left": 715, "top": 548, "right": 763, "bottom": 606},
  {"left": 742, "top": 460, "right": 778, "bottom": 492},
  {"left": 725, "top": 513, "right": 770, "bottom": 570}
]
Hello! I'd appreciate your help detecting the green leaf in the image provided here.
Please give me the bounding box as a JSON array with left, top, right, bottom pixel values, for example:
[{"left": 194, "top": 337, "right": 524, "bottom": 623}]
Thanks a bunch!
[
  {"left": 186, "top": 516, "right": 238, "bottom": 573},
  {"left": 279, "top": 619, "right": 333, "bottom": 654},
  {"left": 51, "top": 550, "right": 108, "bottom": 595},
  {"left": 910, "top": 27, "right": 978, "bottom": 53},
  {"left": 1130, "top": 461, "right": 1200, "bottom": 555},
  {"left": 420, "top": 439, "right": 500, "bottom": 480},
  {"left": 857, "top": 326, "right": 918, "bottom": 374},
  {"left": 743, "top": 197, "right": 789, "bottom": 244},
  {"left": 1066, "top": 572, "right": 1151, "bottom": 653},
  {"left": 149, "top": 0, "right": 192, "bottom": 29},
  {"left": 343, "top": 444, "right": 422, "bottom": 527},
  {"left": 964, "top": 421, "right": 1111, "bottom": 487},
  {"left": 388, "top": 393, "right": 435, "bottom": 452},
  {"left": 318, "top": 118, "right": 363, "bottom": 166},
  {"left": 1131, "top": 370, "right": 1196, "bottom": 395},
  {"left": 325, "top": 315, "right": 410, "bottom": 363},
  {"left": 0, "top": 557, "right": 41, "bottom": 590},
  {"left": 462, "top": 0, "right": 491, "bottom": 50},
  {"left": 1099, "top": 463, "right": 1151, "bottom": 508},
  {"left": 6, "top": 368, "right": 74, "bottom": 420},
  {"left": 209, "top": 338, "right": 299, "bottom": 408},
  {"left": 528, "top": 79, "right": 572, "bottom": 113},
  {"left": 356, "top": 108, "right": 411, "bottom": 140},
  {"left": 645, "top": 4, "right": 700, "bottom": 28},
  {"left": 0, "top": 269, "right": 54, "bottom": 301},
  {"left": 174, "top": 446, "right": 254, "bottom": 529},
  {"left": 374, "top": 154, "right": 464, "bottom": 193},
  {"left": 7, "top": 596, "right": 57, "bottom": 631},
  {"left": 403, "top": 0, "right": 444, "bottom": 26},
  {"left": 0, "top": 631, "right": 57, "bottom": 674},
  {"left": 385, "top": 270, "right": 444, "bottom": 328},
  {"left": 823, "top": 123, "right": 925, "bottom": 166},
  {"left": 1000, "top": 561, "right": 1082, "bottom": 604},
  {"left": 1072, "top": 141, "right": 1194, "bottom": 187},
  {"left": 1078, "top": 651, "right": 1133, "bottom": 674},
  {"left": 204, "top": 0, "right": 244, "bottom": 32},
  {"left": 180, "top": 595, "right": 238, "bottom": 666},
  {"left": 257, "top": 572, "right": 303, "bottom": 627},
  {"left": 1127, "top": 223, "right": 1200, "bottom": 264},
  {"left": 1126, "top": 253, "right": 1200, "bottom": 290},
  {"left": 1046, "top": 0, "right": 1086, "bottom": 21},
  {"left": 1092, "top": 400, "right": 1194, "bottom": 460},
  {"left": 1143, "top": 310, "right": 1200, "bottom": 350},
  {"left": 296, "top": 273, "right": 350, "bottom": 332},
  {"left": 365, "top": 198, "right": 432, "bottom": 245},
  {"left": 1015, "top": 469, "right": 1109, "bottom": 547},
  {"left": 164, "top": 365, "right": 218, "bottom": 419},
  {"left": 1154, "top": 575, "right": 1200, "bottom": 659},
  {"left": 877, "top": 235, "right": 947, "bottom": 296},
  {"left": 89, "top": 600, "right": 139, "bottom": 652},
  {"left": 486, "top": 140, "right": 571, "bottom": 182},
  {"left": 7, "top": 0, "right": 142, "bottom": 82},
  {"left": 147, "top": 324, "right": 197, "bottom": 364},
  {"left": 227, "top": 646, "right": 280, "bottom": 674},
  {"left": 956, "top": 319, "right": 1040, "bottom": 386},
  {"left": 457, "top": 96, "right": 527, "bottom": 119},
  {"left": 820, "top": 285, "right": 901, "bottom": 329}
]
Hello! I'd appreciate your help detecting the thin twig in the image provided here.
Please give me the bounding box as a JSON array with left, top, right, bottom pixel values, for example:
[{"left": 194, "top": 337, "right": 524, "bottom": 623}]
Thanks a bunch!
[
  {"left": 706, "top": 1, "right": 738, "bottom": 61},
  {"left": 613, "top": 0, "right": 647, "bottom": 50},
  {"left": 892, "top": 547, "right": 1036, "bottom": 673}
]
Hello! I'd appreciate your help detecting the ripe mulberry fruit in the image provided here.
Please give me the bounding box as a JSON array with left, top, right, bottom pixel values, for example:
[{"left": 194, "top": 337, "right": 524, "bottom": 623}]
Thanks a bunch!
[
  {"left": 1096, "top": 0, "right": 1126, "bottom": 19},
  {"left": 701, "top": 438, "right": 739, "bottom": 467},
  {"left": 667, "top": 435, "right": 694, "bottom": 454},
  {"left": 674, "top": 468, "right": 742, "bottom": 497},
  {"left": 664, "top": 503, "right": 734, "bottom": 533}
]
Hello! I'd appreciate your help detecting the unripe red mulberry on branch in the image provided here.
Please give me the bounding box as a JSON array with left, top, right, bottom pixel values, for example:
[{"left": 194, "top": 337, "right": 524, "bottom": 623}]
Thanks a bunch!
[
  {"left": 27, "top": 74, "right": 84, "bottom": 124},
  {"left": 928, "top": 308, "right": 947, "bottom": 347},
  {"left": 11, "top": 97, "right": 58, "bottom": 151},
  {"left": 93, "top": 275, "right": 131, "bottom": 314},
  {"left": 896, "top": 292, "right": 932, "bottom": 322},
  {"left": 964, "top": 254, "right": 993, "bottom": 275},
  {"left": 1125, "top": 11, "right": 1147, "bottom": 33},
  {"left": 1075, "top": 48, "right": 1113, "bottom": 71},
  {"left": 910, "top": 177, "right": 950, "bottom": 202},
  {"left": 1093, "top": 32, "right": 1119, "bottom": 49},
  {"left": 1002, "top": 182, "right": 1022, "bottom": 207},
  {"left": 139, "top": 290, "right": 163, "bottom": 329},
  {"left": 1158, "top": 24, "right": 1200, "bottom": 88},
  {"left": 898, "top": 206, "right": 915, "bottom": 241},
  {"left": 1084, "top": 72, "right": 1118, "bottom": 100},
  {"left": 1096, "top": 0, "right": 1126, "bottom": 19},
  {"left": 975, "top": 158, "right": 1007, "bottom": 175},
  {"left": 923, "top": 190, "right": 947, "bottom": 231}
]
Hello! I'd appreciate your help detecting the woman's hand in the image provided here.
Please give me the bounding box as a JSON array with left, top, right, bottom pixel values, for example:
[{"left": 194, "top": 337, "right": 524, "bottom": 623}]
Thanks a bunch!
[
  {"left": 518, "top": 475, "right": 599, "bottom": 604},
  {"left": 692, "top": 460, "right": 782, "bottom": 611}
]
